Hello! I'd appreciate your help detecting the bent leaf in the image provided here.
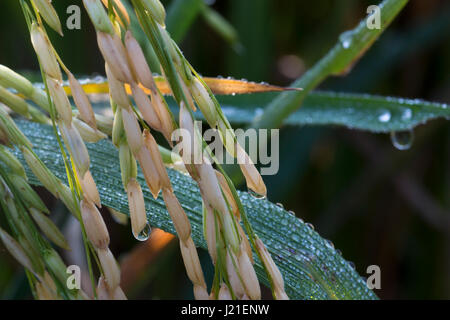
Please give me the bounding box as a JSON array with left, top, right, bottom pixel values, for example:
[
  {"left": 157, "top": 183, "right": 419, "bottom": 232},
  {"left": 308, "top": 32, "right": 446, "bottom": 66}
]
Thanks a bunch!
[
  {"left": 56, "top": 76, "right": 299, "bottom": 97},
  {"left": 14, "top": 120, "right": 377, "bottom": 300}
]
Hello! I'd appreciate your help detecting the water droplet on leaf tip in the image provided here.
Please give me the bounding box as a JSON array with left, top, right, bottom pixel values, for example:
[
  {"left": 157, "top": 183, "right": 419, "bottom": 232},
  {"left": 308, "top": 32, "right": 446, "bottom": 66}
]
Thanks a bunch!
[
  {"left": 390, "top": 130, "right": 414, "bottom": 151},
  {"left": 134, "top": 223, "right": 151, "bottom": 241}
]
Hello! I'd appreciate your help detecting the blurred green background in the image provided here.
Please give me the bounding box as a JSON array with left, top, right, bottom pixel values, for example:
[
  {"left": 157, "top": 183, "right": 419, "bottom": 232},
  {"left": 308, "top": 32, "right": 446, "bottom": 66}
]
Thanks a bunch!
[{"left": 0, "top": 0, "right": 449, "bottom": 299}]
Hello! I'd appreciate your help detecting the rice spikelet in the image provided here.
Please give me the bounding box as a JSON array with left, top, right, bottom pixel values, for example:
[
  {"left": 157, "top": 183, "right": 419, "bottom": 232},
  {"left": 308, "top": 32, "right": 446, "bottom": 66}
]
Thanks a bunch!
[
  {"left": 126, "top": 179, "right": 148, "bottom": 239},
  {"left": 30, "top": 23, "right": 61, "bottom": 80},
  {"left": 97, "top": 31, "right": 133, "bottom": 83},
  {"left": 68, "top": 73, "right": 96, "bottom": 129},
  {"left": 80, "top": 199, "right": 110, "bottom": 249},
  {"left": 125, "top": 31, "right": 155, "bottom": 90}
]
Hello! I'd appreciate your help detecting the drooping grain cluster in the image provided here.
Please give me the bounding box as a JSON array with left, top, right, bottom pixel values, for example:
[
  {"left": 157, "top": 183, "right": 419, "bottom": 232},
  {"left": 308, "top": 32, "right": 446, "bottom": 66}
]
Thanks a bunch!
[
  {"left": 30, "top": 0, "right": 126, "bottom": 299},
  {"left": 0, "top": 0, "right": 287, "bottom": 300}
]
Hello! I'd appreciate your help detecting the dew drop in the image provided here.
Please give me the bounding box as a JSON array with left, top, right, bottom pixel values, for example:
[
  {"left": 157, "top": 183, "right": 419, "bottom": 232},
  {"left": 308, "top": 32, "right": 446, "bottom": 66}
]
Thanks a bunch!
[
  {"left": 93, "top": 75, "right": 106, "bottom": 84},
  {"left": 348, "top": 261, "right": 356, "bottom": 270},
  {"left": 306, "top": 222, "right": 315, "bottom": 231},
  {"left": 276, "top": 202, "right": 284, "bottom": 209},
  {"left": 254, "top": 108, "right": 263, "bottom": 117},
  {"left": 339, "top": 31, "right": 353, "bottom": 49},
  {"left": 378, "top": 109, "right": 391, "bottom": 122},
  {"left": 134, "top": 223, "right": 151, "bottom": 241},
  {"left": 248, "top": 190, "right": 266, "bottom": 199},
  {"left": 401, "top": 108, "right": 412, "bottom": 121},
  {"left": 325, "top": 239, "right": 335, "bottom": 250},
  {"left": 294, "top": 254, "right": 302, "bottom": 262},
  {"left": 390, "top": 130, "right": 414, "bottom": 151}
]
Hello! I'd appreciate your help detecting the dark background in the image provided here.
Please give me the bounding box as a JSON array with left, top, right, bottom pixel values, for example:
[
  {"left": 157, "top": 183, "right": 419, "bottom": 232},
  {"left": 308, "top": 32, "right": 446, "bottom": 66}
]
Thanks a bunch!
[{"left": 0, "top": 0, "right": 449, "bottom": 299}]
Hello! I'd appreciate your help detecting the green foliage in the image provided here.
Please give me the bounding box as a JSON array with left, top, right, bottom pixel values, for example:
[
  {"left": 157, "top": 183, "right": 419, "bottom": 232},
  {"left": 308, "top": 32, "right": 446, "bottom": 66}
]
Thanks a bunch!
[{"left": 0, "top": 0, "right": 448, "bottom": 300}]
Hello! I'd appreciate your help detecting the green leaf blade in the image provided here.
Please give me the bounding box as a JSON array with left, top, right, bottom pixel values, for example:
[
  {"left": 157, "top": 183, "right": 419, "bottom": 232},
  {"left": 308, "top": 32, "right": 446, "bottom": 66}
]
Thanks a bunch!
[
  {"left": 292, "top": 92, "right": 450, "bottom": 132},
  {"left": 210, "top": 91, "right": 450, "bottom": 132}
]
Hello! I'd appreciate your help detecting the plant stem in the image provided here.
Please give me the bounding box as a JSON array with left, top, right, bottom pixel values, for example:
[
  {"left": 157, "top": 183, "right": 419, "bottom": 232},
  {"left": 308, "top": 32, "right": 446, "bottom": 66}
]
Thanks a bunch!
[{"left": 252, "top": 0, "right": 409, "bottom": 130}]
